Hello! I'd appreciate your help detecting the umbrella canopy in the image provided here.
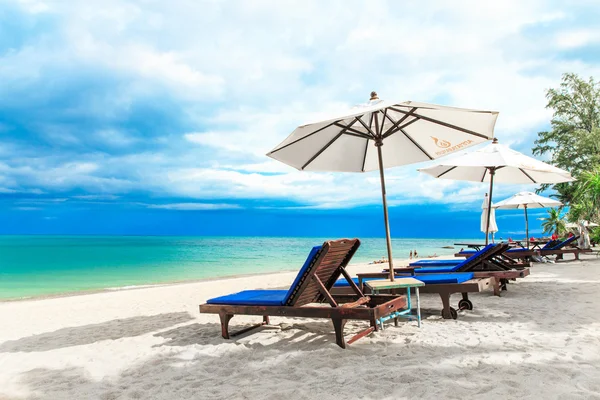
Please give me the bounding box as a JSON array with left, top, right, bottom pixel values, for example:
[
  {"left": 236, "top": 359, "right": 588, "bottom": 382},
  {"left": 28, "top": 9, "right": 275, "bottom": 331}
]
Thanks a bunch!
[
  {"left": 268, "top": 93, "right": 499, "bottom": 280},
  {"left": 481, "top": 194, "right": 498, "bottom": 238},
  {"left": 418, "top": 138, "right": 574, "bottom": 245},
  {"left": 493, "top": 191, "right": 563, "bottom": 209},
  {"left": 494, "top": 191, "right": 562, "bottom": 248},
  {"left": 565, "top": 220, "right": 599, "bottom": 228}
]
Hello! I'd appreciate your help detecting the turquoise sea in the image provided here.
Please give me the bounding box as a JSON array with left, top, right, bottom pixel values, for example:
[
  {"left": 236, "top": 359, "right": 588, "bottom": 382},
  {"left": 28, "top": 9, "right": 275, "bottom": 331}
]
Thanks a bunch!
[{"left": 0, "top": 236, "right": 477, "bottom": 300}]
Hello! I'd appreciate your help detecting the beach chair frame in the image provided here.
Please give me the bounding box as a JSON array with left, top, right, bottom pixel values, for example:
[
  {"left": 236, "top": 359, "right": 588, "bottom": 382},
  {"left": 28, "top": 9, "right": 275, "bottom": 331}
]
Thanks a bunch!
[
  {"left": 347, "top": 271, "right": 493, "bottom": 319},
  {"left": 506, "top": 236, "right": 592, "bottom": 261},
  {"left": 199, "top": 239, "right": 408, "bottom": 348},
  {"left": 389, "top": 266, "right": 530, "bottom": 297},
  {"left": 453, "top": 243, "right": 532, "bottom": 269}
]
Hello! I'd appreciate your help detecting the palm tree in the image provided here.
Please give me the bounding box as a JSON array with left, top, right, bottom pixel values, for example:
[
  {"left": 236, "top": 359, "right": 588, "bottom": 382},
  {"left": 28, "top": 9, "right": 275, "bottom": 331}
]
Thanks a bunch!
[
  {"left": 541, "top": 208, "right": 566, "bottom": 236},
  {"left": 574, "top": 167, "right": 600, "bottom": 222}
]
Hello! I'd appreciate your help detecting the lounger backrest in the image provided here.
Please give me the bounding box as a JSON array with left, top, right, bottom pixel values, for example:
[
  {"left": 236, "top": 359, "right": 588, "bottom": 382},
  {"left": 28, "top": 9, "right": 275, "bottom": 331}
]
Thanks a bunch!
[
  {"left": 282, "top": 245, "right": 324, "bottom": 305},
  {"left": 550, "top": 235, "right": 578, "bottom": 250},
  {"left": 541, "top": 240, "right": 559, "bottom": 250},
  {"left": 284, "top": 238, "right": 360, "bottom": 307},
  {"left": 452, "top": 243, "right": 506, "bottom": 271}
]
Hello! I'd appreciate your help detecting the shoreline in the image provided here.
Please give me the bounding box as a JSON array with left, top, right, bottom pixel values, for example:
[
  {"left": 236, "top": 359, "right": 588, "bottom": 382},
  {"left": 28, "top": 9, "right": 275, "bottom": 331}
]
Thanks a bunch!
[
  {"left": 0, "top": 268, "right": 301, "bottom": 304},
  {"left": 0, "top": 235, "right": 462, "bottom": 303},
  {"left": 0, "top": 255, "right": 439, "bottom": 303}
]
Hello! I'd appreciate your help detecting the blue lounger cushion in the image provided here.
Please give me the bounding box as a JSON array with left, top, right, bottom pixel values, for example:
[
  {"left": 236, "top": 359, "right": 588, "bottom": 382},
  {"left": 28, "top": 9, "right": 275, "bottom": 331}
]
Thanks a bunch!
[
  {"left": 409, "top": 260, "right": 462, "bottom": 266},
  {"left": 206, "top": 245, "right": 322, "bottom": 306},
  {"left": 459, "top": 247, "right": 525, "bottom": 255},
  {"left": 334, "top": 272, "right": 474, "bottom": 287},
  {"left": 412, "top": 244, "right": 496, "bottom": 272},
  {"left": 282, "top": 245, "right": 322, "bottom": 305},
  {"left": 206, "top": 290, "right": 289, "bottom": 306},
  {"left": 410, "top": 266, "right": 462, "bottom": 273}
]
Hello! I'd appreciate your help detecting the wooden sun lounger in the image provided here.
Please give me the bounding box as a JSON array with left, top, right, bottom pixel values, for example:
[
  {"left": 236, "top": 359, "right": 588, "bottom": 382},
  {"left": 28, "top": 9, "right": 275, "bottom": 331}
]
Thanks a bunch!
[
  {"left": 542, "top": 247, "right": 593, "bottom": 260},
  {"left": 472, "top": 268, "right": 530, "bottom": 295},
  {"left": 389, "top": 266, "right": 530, "bottom": 297},
  {"left": 502, "top": 248, "right": 592, "bottom": 261},
  {"left": 331, "top": 270, "right": 493, "bottom": 320},
  {"left": 415, "top": 277, "right": 492, "bottom": 320},
  {"left": 458, "top": 236, "right": 592, "bottom": 262},
  {"left": 508, "top": 243, "right": 592, "bottom": 261},
  {"left": 199, "top": 239, "right": 407, "bottom": 348},
  {"left": 452, "top": 243, "right": 532, "bottom": 268},
  {"left": 482, "top": 250, "right": 532, "bottom": 270},
  {"left": 404, "top": 243, "right": 529, "bottom": 274}
]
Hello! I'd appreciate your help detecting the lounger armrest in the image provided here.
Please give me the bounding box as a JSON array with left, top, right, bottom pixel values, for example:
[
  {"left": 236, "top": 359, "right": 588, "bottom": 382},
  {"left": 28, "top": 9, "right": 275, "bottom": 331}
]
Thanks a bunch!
[
  {"left": 357, "top": 272, "right": 389, "bottom": 279},
  {"left": 356, "top": 272, "right": 388, "bottom": 289},
  {"left": 340, "top": 296, "right": 371, "bottom": 308},
  {"left": 392, "top": 267, "right": 416, "bottom": 275},
  {"left": 380, "top": 267, "right": 416, "bottom": 274}
]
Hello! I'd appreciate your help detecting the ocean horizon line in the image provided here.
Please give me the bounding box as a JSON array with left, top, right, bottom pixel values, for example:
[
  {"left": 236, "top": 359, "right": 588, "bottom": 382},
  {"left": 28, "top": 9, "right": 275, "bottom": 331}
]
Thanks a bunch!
[{"left": 0, "top": 233, "right": 485, "bottom": 240}]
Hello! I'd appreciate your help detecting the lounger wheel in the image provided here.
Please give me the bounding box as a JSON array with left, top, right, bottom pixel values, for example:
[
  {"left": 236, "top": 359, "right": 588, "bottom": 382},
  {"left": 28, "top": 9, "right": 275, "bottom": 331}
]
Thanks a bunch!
[
  {"left": 458, "top": 299, "right": 473, "bottom": 311},
  {"left": 441, "top": 307, "right": 458, "bottom": 320}
]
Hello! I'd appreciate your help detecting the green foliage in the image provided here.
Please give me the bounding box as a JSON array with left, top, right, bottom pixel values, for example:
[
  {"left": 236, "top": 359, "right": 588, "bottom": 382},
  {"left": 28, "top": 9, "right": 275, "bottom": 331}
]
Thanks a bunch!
[
  {"left": 566, "top": 201, "right": 589, "bottom": 222},
  {"left": 574, "top": 167, "right": 600, "bottom": 221},
  {"left": 540, "top": 208, "right": 566, "bottom": 236},
  {"left": 589, "top": 227, "right": 600, "bottom": 246},
  {"left": 533, "top": 73, "right": 600, "bottom": 204}
]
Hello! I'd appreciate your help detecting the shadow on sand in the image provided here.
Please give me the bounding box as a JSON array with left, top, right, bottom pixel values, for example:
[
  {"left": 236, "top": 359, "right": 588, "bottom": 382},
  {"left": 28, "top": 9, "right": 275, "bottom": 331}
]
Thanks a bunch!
[{"left": 0, "top": 312, "right": 193, "bottom": 353}]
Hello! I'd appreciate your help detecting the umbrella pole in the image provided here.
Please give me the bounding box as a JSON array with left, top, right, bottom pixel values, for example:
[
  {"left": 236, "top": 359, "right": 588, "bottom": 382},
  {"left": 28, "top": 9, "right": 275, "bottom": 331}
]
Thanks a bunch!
[
  {"left": 485, "top": 168, "right": 495, "bottom": 245},
  {"left": 525, "top": 205, "right": 529, "bottom": 249},
  {"left": 376, "top": 141, "right": 395, "bottom": 281}
]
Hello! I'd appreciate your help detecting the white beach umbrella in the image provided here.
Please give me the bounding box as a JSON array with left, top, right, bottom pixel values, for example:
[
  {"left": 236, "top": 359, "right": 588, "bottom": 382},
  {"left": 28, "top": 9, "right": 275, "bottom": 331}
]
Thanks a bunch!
[
  {"left": 565, "top": 220, "right": 599, "bottom": 228},
  {"left": 493, "top": 191, "right": 562, "bottom": 248},
  {"left": 418, "top": 138, "right": 574, "bottom": 245},
  {"left": 268, "top": 92, "right": 499, "bottom": 280},
  {"left": 481, "top": 194, "right": 498, "bottom": 242}
]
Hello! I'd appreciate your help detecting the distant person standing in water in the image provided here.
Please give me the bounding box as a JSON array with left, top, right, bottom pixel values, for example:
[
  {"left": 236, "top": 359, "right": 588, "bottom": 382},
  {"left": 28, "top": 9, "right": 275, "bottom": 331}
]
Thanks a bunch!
[
  {"left": 409, "top": 250, "right": 413, "bottom": 259},
  {"left": 414, "top": 249, "right": 418, "bottom": 258}
]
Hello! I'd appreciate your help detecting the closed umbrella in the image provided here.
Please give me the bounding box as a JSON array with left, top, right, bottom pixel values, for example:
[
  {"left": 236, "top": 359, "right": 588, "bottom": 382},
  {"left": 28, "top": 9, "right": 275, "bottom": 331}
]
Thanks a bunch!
[
  {"left": 268, "top": 92, "right": 498, "bottom": 280},
  {"left": 481, "top": 194, "right": 498, "bottom": 242},
  {"left": 418, "top": 138, "right": 574, "bottom": 245},
  {"left": 493, "top": 191, "right": 562, "bottom": 248}
]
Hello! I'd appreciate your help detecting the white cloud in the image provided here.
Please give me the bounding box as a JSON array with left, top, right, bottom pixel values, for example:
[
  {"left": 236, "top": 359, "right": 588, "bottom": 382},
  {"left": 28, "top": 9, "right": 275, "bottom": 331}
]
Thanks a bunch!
[
  {"left": 556, "top": 29, "right": 600, "bottom": 49},
  {"left": 145, "top": 202, "right": 242, "bottom": 210},
  {"left": 72, "top": 194, "right": 120, "bottom": 200},
  {"left": 1, "top": 0, "right": 598, "bottom": 210}
]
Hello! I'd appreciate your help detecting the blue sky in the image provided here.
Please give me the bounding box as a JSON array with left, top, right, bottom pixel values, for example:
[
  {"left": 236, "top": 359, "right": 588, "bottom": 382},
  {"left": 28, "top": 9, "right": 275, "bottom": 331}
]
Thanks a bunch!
[{"left": 0, "top": 0, "right": 597, "bottom": 237}]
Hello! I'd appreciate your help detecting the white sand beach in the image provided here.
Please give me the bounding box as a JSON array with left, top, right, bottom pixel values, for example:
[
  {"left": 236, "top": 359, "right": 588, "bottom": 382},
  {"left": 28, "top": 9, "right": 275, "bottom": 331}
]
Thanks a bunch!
[{"left": 1, "top": 254, "right": 600, "bottom": 400}]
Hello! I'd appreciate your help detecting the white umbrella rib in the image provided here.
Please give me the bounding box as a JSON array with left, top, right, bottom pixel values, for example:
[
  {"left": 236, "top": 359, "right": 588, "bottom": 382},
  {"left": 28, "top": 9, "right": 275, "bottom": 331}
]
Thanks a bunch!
[
  {"left": 332, "top": 121, "right": 372, "bottom": 138},
  {"left": 300, "top": 119, "right": 363, "bottom": 170},
  {"left": 381, "top": 107, "right": 419, "bottom": 139},
  {"left": 361, "top": 138, "right": 369, "bottom": 172},
  {"left": 354, "top": 114, "right": 378, "bottom": 137},
  {"left": 269, "top": 121, "right": 339, "bottom": 154},
  {"left": 382, "top": 117, "right": 419, "bottom": 139},
  {"left": 438, "top": 166, "right": 457, "bottom": 178},
  {"left": 382, "top": 112, "right": 434, "bottom": 160},
  {"left": 518, "top": 168, "right": 537, "bottom": 183}
]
